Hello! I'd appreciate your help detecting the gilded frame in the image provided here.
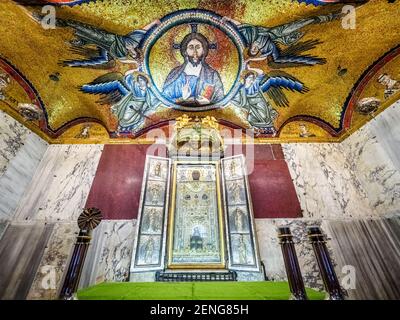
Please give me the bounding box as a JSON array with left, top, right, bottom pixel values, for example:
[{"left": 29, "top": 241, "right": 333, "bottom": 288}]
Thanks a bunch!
[{"left": 167, "top": 160, "right": 226, "bottom": 269}]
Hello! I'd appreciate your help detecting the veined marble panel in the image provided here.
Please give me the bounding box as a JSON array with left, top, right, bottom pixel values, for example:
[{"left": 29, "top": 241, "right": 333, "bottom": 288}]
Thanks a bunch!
[
  {"left": 0, "top": 111, "right": 30, "bottom": 175},
  {"left": 27, "top": 222, "right": 78, "bottom": 300},
  {"left": 79, "top": 219, "right": 136, "bottom": 289},
  {"left": 13, "top": 144, "right": 103, "bottom": 222},
  {"left": 365, "top": 100, "right": 400, "bottom": 171},
  {"left": 254, "top": 219, "right": 286, "bottom": 281},
  {"left": 342, "top": 101, "right": 400, "bottom": 216},
  {"left": 0, "top": 221, "right": 54, "bottom": 300},
  {"left": 282, "top": 144, "right": 374, "bottom": 219},
  {"left": 282, "top": 100, "right": 400, "bottom": 219},
  {"left": 0, "top": 111, "right": 48, "bottom": 220},
  {"left": 255, "top": 218, "right": 338, "bottom": 292}
]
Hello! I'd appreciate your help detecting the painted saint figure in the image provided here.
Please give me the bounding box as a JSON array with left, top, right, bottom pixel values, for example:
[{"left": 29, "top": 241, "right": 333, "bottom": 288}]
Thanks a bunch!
[
  {"left": 238, "top": 235, "right": 248, "bottom": 264},
  {"left": 229, "top": 181, "right": 242, "bottom": 204},
  {"left": 377, "top": 73, "right": 400, "bottom": 99},
  {"left": 111, "top": 73, "right": 160, "bottom": 133},
  {"left": 148, "top": 183, "right": 162, "bottom": 204},
  {"left": 144, "top": 208, "right": 160, "bottom": 233},
  {"left": 232, "top": 65, "right": 278, "bottom": 134},
  {"left": 299, "top": 123, "right": 316, "bottom": 138},
  {"left": 153, "top": 162, "right": 162, "bottom": 177},
  {"left": 190, "top": 226, "right": 203, "bottom": 250},
  {"left": 229, "top": 160, "right": 239, "bottom": 177},
  {"left": 162, "top": 32, "right": 224, "bottom": 106},
  {"left": 233, "top": 207, "right": 246, "bottom": 232},
  {"left": 141, "top": 237, "right": 155, "bottom": 264}
]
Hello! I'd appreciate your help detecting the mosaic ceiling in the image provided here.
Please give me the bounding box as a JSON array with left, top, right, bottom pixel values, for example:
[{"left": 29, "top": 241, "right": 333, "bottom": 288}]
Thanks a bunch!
[{"left": 0, "top": 0, "right": 399, "bottom": 143}]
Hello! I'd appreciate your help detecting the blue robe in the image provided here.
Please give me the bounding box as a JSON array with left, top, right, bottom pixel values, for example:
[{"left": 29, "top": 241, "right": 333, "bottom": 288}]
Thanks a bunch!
[{"left": 162, "top": 62, "right": 224, "bottom": 105}]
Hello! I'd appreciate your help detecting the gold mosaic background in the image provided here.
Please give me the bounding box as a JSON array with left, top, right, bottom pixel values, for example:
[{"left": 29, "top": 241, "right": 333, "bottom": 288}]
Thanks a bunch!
[{"left": 0, "top": 0, "right": 399, "bottom": 143}]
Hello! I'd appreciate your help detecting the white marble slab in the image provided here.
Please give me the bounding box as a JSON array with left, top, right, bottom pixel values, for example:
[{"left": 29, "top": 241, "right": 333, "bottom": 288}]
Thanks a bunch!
[
  {"left": 342, "top": 101, "right": 400, "bottom": 216},
  {"left": 254, "top": 219, "right": 286, "bottom": 281},
  {"left": 13, "top": 144, "right": 103, "bottom": 222},
  {"left": 255, "top": 218, "right": 335, "bottom": 291},
  {"left": 79, "top": 219, "right": 137, "bottom": 288},
  {"left": 27, "top": 222, "right": 78, "bottom": 300},
  {"left": 0, "top": 111, "right": 48, "bottom": 220},
  {"left": 282, "top": 143, "right": 374, "bottom": 219},
  {"left": 0, "top": 111, "right": 29, "bottom": 175}
]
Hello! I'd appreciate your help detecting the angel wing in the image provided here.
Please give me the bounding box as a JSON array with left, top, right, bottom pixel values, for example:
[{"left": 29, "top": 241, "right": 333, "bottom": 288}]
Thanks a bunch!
[
  {"left": 259, "top": 71, "right": 309, "bottom": 107},
  {"left": 62, "top": 47, "right": 116, "bottom": 69},
  {"left": 268, "top": 12, "right": 342, "bottom": 45},
  {"left": 238, "top": 12, "right": 340, "bottom": 48},
  {"left": 80, "top": 72, "right": 129, "bottom": 105},
  {"left": 52, "top": 17, "right": 144, "bottom": 68},
  {"left": 268, "top": 39, "right": 326, "bottom": 69}
]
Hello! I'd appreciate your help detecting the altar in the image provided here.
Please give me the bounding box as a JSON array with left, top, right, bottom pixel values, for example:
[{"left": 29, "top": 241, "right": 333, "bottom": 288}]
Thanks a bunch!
[{"left": 130, "top": 117, "right": 262, "bottom": 281}]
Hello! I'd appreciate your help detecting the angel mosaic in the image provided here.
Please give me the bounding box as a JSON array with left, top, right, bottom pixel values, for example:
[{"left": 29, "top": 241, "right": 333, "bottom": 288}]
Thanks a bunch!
[
  {"left": 225, "top": 12, "right": 340, "bottom": 68},
  {"left": 34, "top": 15, "right": 163, "bottom": 134},
  {"left": 81, "top": 71, "right": 161, "bottom": 134},
  {"left": 33, "top": 8, "right": 341, "bottom": 135},
  {"left": 55, "top": 18, "right": 160, "bottom": 69},
  {"left": 228, "top": 12, "right": 340, "bottom": 134}
]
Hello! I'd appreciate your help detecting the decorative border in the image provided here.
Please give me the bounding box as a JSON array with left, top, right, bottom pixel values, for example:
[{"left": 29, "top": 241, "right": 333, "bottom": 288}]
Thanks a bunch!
[
  {"left": 0, "top": 57, "right": 107, "bottom": 138},
  {"left": 277, "top": 45, "right": 400, "bottom": 138},
  {"left": 130, "top": 155, "right": 171, "bottom": 273},
  {"left": 15, "top": 0, "right": 96, "bottom": 6},
  {"left": 295, "top": 0, "right": 366, "bottom": 5},
  {"left": 221, "top": 154, "right": 261, "bottom": 272},
  {"left": 167, "top": 160, "right": 226, "bottom": 269},
  {"left": 141, "top": 9, "right": 246, "bottom": 112},
  {"left": 342, "top": 44, "right": 400, "bottom": 131}
]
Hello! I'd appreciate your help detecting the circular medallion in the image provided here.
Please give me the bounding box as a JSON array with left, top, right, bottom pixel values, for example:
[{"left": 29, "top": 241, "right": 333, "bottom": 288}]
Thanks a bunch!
[{"left": 141, "top": 9, "right": 245, "bottom": 111}]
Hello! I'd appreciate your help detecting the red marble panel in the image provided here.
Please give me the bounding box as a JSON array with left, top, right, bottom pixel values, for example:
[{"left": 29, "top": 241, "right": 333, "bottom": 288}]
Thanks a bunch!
[
  {"left": 85, "top": 144, "right": 167, "bottom": 220},
  {"left": 86, "top": 143, "right": 301, "bottom": 220},
  {"left": 248, "top": 159, "right": 302, "bottom": 218},
  {"left": 271, "top": 144, "right": 285, "bottom": 160}
]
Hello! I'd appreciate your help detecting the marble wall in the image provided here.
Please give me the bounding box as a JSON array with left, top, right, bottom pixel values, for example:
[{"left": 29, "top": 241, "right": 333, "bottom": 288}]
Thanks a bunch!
[
  {"left": 341, "top": 101, "right": 400, "bottom": 216},
  {"left": 0, "top": 221, "right": 54, "bottom": 299},
  {"left": 282, "top": 100, "right": 400, "bottom": 219},
  {"left": 79, "top": 220, "right": 137, "bottom": 288},
  {"left": 1, "top": 101, "right": 399, "bottom": 300},
  {"left": 12, "top": 144, "right": 103, "bottom": 222},
  {"left": 25, "top": 219, "right": 137, "bottom": 300},
  {"left": 255, "top": 218, "right": 333, "bottom": 292},
  {"left": 26, "top": 222, "right": 78, "bottom": 300},
  {"left": 282, "top": 143, "right": 374, "bottom": 218},
  {"left": 0, "top": 111, "right": 48, "bottom": 220}
]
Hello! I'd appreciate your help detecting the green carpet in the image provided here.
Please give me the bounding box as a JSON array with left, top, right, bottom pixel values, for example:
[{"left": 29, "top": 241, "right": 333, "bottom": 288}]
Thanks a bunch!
[{"left": 77, "top": 282, "right": 325, "bottom": 300}]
